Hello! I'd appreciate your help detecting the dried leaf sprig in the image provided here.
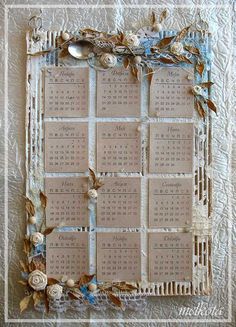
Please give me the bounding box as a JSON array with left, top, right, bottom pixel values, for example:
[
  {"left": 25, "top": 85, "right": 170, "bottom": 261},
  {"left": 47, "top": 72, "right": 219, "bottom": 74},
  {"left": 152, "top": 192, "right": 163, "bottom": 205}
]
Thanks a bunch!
[
  {"left": 150, "top": 25, "right": 204, "bottom": 66},
  {"left": 87, "top": 168, "right": 104, "bottom": 200},
  {"left": 191, "top": 82, "right": 217, "bottom": 118},
  {"left": 98, "top": 281, "right": 138, "bottom": 308},
  {"left": 151, "top": 9, "right": 168, "bottom": 32}
]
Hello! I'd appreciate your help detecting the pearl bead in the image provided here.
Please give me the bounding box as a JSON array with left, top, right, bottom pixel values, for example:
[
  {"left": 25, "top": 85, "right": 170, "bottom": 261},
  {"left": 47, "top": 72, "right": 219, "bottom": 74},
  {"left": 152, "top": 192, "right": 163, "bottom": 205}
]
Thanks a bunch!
[
  {"left": 153, "top": 23, "right": 162, "bottom": 32},
  {"left": 88, "top": 283, "right": 97, "bottom": 292},
  {"left": 61, "top": 32, "right": 70, "bottom": 41},
  {"left": 66, "top": 279, "right": 75, "bottom": 288},
  {"left": 133, "top": 56, "right": 142, "bottom": 64},
  {"left": 137, "top": 125, "right": 141, "bottom": 132},
  {"left": 28, "top": 216, "right": 36, "bottom": 224}
]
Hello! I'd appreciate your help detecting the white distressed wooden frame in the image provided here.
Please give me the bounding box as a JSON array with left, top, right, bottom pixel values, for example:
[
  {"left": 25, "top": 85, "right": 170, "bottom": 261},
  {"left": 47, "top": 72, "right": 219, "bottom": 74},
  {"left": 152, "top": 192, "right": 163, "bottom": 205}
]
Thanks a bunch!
[{"left": 26, "top": 29, "right": 212, "bottom": 297}]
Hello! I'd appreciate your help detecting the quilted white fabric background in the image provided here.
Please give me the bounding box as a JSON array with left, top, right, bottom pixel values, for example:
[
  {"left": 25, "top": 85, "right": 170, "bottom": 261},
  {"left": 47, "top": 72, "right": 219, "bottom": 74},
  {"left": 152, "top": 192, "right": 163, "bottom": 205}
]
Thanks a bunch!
[{"left": 0, "top": 0, "right": 235, "bottom": 326}]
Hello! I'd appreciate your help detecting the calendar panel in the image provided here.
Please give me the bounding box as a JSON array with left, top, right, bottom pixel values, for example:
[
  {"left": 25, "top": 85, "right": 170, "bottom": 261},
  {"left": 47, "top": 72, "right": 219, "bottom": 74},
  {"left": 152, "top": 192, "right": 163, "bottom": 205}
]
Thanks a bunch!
[
  {"left": 149, "top": 178, "right": 192, "bottom": 228},
  {"left": 45, "top": 177, "right": 88, "bottom": 227},
  {"left": 149, "top": 123, "right": 193, "bottom": 173},
  {"left": 44, "top": 67, "right": 89, "bottom": 117},
  {"left": 97, "top": 233, "right": 141, "bottom": 282},
  {"left": 97, "top": 177, "right": 141, "bottom": 227},
  {"left": 97, "top": 122, "right": 141, "bottom": 173},
  {"left": 149, "top": 67, "right": 194, "bottom": 118},
  {"left": 46, "top": 232, "right": 89, "bottom": 279},
  {"left": 44, "top": 122, "right": 88, "bottom": 172},
  {"left": 97, "top": 67, "right": 141, "bottom": 117},
  {"left": 149, "top": 232, "right": 192, "bottom": 282}
]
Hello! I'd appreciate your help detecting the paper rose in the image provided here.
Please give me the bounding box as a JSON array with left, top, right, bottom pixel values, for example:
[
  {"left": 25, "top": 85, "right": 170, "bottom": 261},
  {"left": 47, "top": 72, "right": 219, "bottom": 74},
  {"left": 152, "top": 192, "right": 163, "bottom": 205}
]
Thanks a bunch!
[
  {"left": 124, "top": 33, "right": 140, "bottom": 47},
  {"left": 170, "top": 42, "right": 184, "bottom": 55},
  {"left": 87, "top": 189, "right": 98, "bottom": 199},
  {"left": 192, "top": 85, "right": 202, "bottom": 96},
  {"left": 47, "top": 284, "right": 63, "bottom": 300},
  {"left": 28, "top": 270, "right": 47, "bottom": 291},
  {"left": 30, "top": 232, "right": 44, "bottom": 246},
  {"left": 100, "top": 53, "right": 117, "bottom": 68}
]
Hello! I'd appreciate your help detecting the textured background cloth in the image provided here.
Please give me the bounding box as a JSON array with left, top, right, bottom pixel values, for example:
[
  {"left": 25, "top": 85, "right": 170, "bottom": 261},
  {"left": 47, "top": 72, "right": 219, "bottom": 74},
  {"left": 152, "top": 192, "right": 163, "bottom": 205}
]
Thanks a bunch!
[{"left": 0, "top": 0, "right": 235, "bottom": 325}]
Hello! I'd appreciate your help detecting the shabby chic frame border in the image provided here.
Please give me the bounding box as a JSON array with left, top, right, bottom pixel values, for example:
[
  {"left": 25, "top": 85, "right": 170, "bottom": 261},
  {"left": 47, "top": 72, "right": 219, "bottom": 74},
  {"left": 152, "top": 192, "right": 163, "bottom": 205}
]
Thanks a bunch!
[{"left": 3, "top": 2, "right": 233, "bottom": 324}]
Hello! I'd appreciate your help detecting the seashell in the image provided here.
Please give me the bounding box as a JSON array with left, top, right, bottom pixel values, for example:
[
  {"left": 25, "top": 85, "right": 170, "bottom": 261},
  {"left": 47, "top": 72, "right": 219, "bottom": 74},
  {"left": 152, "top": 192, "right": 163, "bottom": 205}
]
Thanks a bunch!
[
  {"left": 99, "top": 53, "right": 117, "bottom": 68},
  {"left": 68, "top": 40, "right": 94, "bottom": 60}
]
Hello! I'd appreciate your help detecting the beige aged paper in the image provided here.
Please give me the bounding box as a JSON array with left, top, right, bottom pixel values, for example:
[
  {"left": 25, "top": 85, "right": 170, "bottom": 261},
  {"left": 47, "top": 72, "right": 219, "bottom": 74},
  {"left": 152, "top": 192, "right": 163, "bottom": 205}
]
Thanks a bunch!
[
  {"left": 97, "top": 122, "right": 141, "bottom": 173},
  {"left": 97, "top": 177, "right": 141, "bottom": 227},
  {"left": 46, "top": 232, "right": 89, "bottom": 279},
  {"left": 44, "top": 67, "right": 89, "bottom": 118},
  {"left": 97, "top": 232, "right": 141, "bottom": 281},
  {"left": 97, "top": 67, "right": 141, "bottom": 117},
  {"left": 45, "top": 177, "right": 89, "bottom": 227},
  {"left": 44, "top": 122, "right": 88, "bottom": 173},
  {"left": 149, "top": 232, "right": 192, "bottom": 282},
  {"left": 149, "top": 178, "right": 192, "bottom": 228},
  {"left": 149, "top": 67, "right": 194, "bottom": 118},
  {"left": 149, "top": 123, "right": 193, "bottom": 173}
]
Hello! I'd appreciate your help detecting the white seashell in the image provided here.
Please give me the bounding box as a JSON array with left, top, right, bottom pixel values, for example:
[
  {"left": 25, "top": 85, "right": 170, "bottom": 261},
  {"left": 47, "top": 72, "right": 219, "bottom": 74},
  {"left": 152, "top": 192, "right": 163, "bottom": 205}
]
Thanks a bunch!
[
  {"left": 61, "top": 32, "right": 70, "bottom": 41},
  {"left": 28, "top": 270, "right": 47, "bottom": 291},
  {"left": 28, "top": 216, "right": 36, "bottom": 224},
  {"left": 170, "top": 42, "right": 184, "bottom": 56},
  {"left": 88, "top": 283, "right": 97, "bottom": 292},
  {"left": 100, "top": 53, "right": 117, "bottom": 68},
  {"left": 66, "top": 279, "right": 75, "bottom": 288}
]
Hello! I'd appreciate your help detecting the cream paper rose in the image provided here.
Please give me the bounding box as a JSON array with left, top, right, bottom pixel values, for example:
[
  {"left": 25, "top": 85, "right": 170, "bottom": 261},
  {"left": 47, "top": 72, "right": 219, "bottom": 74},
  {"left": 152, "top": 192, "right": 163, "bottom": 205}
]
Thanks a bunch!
[
  {"left": 47, "top": 284, "right": 63, "bottom": 300},
  {"left": 87, "top": 188, "right": 98, "bottom": 199},
  {"left": 124, "top": 33, "right": 140, "bottom": 47},
  {"left": 170, "top": 42, "right": 184, "bottom": 55},
  {"left": 100, "top": 53, "right": 117, "bottom": 68},
  {"left": 28, "top": 270, "right": 47, "bottom": 291},
  {"left": 30, "top": 232, "right": 44, "bottom": 246}
]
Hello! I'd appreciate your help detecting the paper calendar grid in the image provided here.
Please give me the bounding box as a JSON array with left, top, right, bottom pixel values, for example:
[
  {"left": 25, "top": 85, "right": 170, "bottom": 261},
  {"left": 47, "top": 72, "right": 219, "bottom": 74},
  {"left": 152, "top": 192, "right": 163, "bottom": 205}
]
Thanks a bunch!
[{"left": 26, "top": 29, "right": 212, "bottom": 296}]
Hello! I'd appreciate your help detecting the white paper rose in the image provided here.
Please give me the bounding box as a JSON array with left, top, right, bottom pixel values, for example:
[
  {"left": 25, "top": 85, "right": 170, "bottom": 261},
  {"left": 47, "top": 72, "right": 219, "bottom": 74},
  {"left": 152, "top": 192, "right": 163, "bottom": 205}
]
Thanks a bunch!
[
  {"left": 87, "top": 189, "right": 98, "bottom": 199},
  {"left": 100, "top": 53, "right": 117, "bottom": 68},
  {"left": 28, "top": 270, "right": 47, "bottom": 291},
  {"left": 170, "top": 42, "right": 184, "bottom": 55},
  {"left": 47, "top": 284, "right": 63, "bottom": 300},
  {"left": 192, "top": 85, "right": 202, "bottom": 96},
  {"left": 30, "top": 232, "right": 44, "bottom": 246},
  {"left": 124, "top": 33, "right": 140, "bottom": 47}
]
